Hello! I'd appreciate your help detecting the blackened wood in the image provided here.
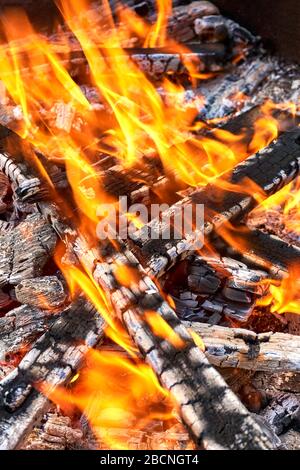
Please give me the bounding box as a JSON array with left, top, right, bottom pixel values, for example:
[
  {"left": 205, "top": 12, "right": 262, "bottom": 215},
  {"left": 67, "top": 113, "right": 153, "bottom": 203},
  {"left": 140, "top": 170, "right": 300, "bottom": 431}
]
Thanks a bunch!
[
  {"left": 235, "top": 229, "right": 300, "bottom": 278},
  {"left": 130, "top": 127, "right": 300, "bottom": 278},
  {"left": 0, "top": 299, "right": 105, "bottom": 450}
]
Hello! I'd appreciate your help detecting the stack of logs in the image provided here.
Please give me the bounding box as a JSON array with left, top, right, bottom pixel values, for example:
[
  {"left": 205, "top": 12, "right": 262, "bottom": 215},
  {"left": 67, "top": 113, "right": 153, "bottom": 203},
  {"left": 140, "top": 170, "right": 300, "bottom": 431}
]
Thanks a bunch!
[{"left": 0, "top": 0, "right": 299, "bottom": 451}]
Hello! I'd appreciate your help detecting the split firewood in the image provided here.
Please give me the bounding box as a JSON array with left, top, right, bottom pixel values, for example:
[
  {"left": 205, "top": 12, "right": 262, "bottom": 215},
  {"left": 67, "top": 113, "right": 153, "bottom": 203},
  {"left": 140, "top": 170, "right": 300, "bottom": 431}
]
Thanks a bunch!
[
  {"left": 0, "top": 299, "right": 105, "bottom": 450},
  {"left": 22, "top": 412, "right": 83, "bottom": 451},
  {"left": 0, "top": 304, "right": 56, "bottom": 357},
  {"left": 15, "top": 276, "right": 67, "bottom": 310},
  {"left": 0, "top": 213, "right": 57, "bottom": 287},
  {"left": 130, "top": 126, "right": 300, "bottom": 278},
  {"left": 183, "top": 322, "right": 300, "bottom": 373}
]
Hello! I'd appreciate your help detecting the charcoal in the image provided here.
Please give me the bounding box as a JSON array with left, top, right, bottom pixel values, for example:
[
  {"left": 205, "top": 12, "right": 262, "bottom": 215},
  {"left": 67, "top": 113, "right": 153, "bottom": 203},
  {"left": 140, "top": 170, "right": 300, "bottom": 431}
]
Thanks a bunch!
[{"left": 194, "top": 15, "right": 229, "bottom": 43}]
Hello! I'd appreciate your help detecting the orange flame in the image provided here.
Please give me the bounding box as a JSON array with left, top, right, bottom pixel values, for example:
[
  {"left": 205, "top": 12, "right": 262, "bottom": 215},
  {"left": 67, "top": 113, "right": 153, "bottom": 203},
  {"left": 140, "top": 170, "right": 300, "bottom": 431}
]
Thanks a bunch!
[{"left": 41, "top": 348, "right": 185, "bottom": 450}]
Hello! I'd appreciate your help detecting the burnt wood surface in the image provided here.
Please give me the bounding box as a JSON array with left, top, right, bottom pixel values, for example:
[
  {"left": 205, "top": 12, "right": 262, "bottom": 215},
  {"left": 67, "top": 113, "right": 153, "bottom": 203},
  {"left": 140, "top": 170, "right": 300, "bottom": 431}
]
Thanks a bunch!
[
  {"left": 236, "top": 229, "right": 300, "bottom": 277},
  {"left": 184, "top": 322, "right": 300, "bottom": 373},
  {"left": 0, "top": 299, "right": 105, "bottom": 450},
  {"left": 73, "top": 235, "right": 272, "bottom": 450},
  {"left": 131, "top": 127, "right": 300, "bottom": 277}
]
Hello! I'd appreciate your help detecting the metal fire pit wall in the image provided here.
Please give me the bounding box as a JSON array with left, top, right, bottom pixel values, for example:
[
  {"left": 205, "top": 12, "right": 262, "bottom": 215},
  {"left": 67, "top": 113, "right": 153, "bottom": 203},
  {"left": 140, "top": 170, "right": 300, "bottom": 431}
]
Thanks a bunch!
[
  {"left": 1, "top": 0, "right": 300, "bottom": 63},
  {"left": 213, "top": 0, "right": 300, "bottom": 63}
]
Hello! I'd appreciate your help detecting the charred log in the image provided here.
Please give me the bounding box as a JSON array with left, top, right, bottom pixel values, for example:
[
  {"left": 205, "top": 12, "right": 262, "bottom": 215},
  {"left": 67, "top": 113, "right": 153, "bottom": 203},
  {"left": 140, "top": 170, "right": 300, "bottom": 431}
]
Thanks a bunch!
[
  {"left": 73, "top": 235, "right": 273, "bottom": 450},
  {"left": 130, "top": 127, "right": 300, "bottom": 278},
  {"left": 183, "top": 322, "right": 300, "bottom": 373},
  {"left": 0, "top": 299, "right": 105, "bottom": 450},
  {"left": 0, "top": 304, "right": 55, "bottom": 356},
  {"left": 0, "top": 214, "right": 57, "bottom": 287},
  {"left": 15, "top": 276, "right": 67, "bottom": 310}
]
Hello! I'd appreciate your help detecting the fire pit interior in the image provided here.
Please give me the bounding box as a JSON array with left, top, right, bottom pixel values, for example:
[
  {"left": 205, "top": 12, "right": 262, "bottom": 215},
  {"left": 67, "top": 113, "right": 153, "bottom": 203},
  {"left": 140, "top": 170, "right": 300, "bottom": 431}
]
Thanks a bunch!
[{"left": 0, "top": 0, "right": 299, "bottom": 451}]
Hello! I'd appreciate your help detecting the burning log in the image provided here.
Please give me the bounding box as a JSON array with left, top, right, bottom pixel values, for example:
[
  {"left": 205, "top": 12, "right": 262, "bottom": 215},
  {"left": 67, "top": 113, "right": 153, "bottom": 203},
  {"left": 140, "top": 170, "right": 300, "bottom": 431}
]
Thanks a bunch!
[
  {"left": 200, "top": 59, "right": 276, "bottom": 120},
  {"left": 183, "top": 322, "right": 300, "bottom": 373},
  {"left": 15, "top": 276, "right": 67, "bottom": 310},
  {"left": 0, "top": 214, "right": 57, "bottom": 287},
  {"left": 0, "top": 299, "right": 105, "bottom": 450},
  {"left": 72, "top": 236, "right": 273, "bottom": 449},
  {"left": 0, "top": 304, "right": 55, "bottom": 356},
  {"left": 131, "top": 127, "right": 300, "bottom": 278},
  {"left": 235, "top": 229, "right": 300, "bottom": 278}
]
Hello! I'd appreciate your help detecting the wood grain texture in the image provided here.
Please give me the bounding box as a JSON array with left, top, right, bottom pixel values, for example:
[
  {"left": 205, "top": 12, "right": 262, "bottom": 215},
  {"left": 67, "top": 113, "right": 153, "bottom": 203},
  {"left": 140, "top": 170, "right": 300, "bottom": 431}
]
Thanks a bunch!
[{"left": 184, "top": 322, "right": 300, "bottom": 373}]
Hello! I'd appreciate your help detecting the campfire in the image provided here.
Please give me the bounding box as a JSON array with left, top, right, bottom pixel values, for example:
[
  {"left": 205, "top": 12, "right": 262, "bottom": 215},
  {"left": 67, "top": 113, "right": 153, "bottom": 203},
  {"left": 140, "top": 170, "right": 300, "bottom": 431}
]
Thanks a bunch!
[{"left": 0, "top": 0, "right": 300, "bottom": 451}]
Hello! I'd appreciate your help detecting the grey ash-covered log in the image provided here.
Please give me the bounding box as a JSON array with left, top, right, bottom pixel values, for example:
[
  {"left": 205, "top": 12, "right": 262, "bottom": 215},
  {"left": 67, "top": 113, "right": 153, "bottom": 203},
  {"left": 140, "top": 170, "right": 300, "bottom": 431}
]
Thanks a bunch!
[
  {"left": 183, "top": 322, "right": 300, "bottom": 373},
  {"left": 0, "top": 213, "right": 57, "bottom": 287}
]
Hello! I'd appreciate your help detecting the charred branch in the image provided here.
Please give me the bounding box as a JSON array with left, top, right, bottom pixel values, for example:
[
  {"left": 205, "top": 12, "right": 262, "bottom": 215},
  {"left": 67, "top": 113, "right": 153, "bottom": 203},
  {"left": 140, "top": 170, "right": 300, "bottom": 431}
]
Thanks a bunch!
[{"left": 0, "top": 299, "right": 105, "bottom": 450}]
